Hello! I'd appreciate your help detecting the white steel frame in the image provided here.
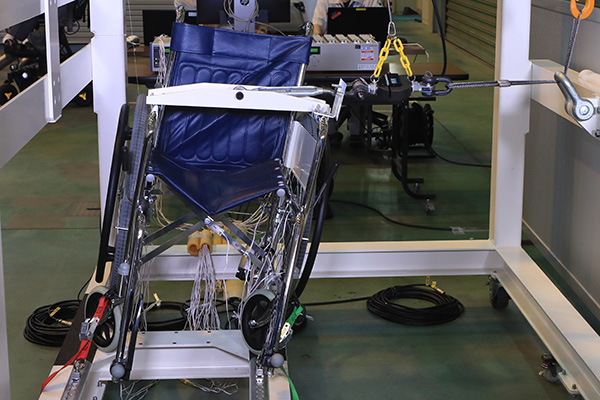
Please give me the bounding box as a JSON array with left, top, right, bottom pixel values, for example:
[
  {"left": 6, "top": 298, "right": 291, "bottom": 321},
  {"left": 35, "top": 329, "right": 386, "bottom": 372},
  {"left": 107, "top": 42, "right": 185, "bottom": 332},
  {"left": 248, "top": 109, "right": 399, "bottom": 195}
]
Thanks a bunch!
[{"left": 0, "top": 0, "right": 599, "bottom": 399}]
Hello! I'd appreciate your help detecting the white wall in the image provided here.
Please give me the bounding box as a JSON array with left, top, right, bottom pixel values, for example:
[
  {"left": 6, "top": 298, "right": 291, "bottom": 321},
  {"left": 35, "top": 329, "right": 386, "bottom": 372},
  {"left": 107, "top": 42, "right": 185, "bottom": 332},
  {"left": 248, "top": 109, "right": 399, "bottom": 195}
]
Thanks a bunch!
[{"left": 525, "top": 0, "right": 600, "bottom": 320}]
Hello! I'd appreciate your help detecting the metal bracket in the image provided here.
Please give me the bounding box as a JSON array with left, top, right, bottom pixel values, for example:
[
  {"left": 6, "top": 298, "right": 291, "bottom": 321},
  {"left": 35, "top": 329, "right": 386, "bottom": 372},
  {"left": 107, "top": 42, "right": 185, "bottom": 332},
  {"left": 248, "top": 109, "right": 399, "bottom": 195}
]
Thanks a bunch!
[
  {"left": 531, "top": 60, "right": 600, "bottom": 138},
  {"left": 554, "top": 71, "right": 595, "bottom": 121}
]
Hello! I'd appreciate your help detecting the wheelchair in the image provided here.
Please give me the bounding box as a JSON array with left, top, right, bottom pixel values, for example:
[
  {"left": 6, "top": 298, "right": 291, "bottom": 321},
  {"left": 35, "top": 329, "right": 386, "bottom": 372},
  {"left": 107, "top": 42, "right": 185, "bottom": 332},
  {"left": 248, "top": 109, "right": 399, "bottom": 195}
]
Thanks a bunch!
[{"left": 87, "top": 21, "right": 344, "bottom": 383}]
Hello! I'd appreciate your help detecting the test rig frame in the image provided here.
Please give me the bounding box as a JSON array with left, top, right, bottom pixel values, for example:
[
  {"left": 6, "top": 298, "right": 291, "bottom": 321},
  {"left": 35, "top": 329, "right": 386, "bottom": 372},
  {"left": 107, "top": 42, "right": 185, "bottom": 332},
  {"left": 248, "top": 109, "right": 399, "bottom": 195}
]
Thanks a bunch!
[{"left": 1, "top": 0, "right": 600, "bottom": 399}]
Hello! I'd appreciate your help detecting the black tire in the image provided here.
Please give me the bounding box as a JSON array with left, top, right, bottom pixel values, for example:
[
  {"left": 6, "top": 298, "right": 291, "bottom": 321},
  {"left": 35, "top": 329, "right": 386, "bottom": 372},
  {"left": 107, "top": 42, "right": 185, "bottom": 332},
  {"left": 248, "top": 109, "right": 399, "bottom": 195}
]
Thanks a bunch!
[
  {"left": 390, "top": 102, "right": 435, "bottom": 159},
  {"left": 110, "top": 95, "right": 152, "bottom": 380},
  {"left": 490, "top": 286, "right": 510, "bottom": 309},
  {"left": 96, "top": 103, "right": 130, "bottom": 283},
  {"left": 404, "top": 102, "right": 434, "bottom": 148},
  {"left": 292, "top": 113, "right": 319, "bottom": 280},
  {"left": 109, "top": 94, "right": 148, "bottom": 288},
  {"left": 543, "top": 368, "right": 559, "bottom": 383}
]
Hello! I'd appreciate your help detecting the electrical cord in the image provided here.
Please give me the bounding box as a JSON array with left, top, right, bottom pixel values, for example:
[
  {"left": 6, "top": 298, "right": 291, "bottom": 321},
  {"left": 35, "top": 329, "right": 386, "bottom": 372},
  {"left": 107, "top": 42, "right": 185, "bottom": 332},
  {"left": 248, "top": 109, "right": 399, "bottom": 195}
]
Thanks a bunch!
[
  {"left": 430, "top": 0, "right": 447, "bottom": 76},
  {"left": 430, "top": 147, "right": 491, "bottom": 168},
  {"left": 24, "top": 300, "right": 81, "bottom": 346},
  {"left": 23, "top": 296, "right": 239, "bottom": 347},
  {"left": 304, "top": 296, "right": 371, "bottom": 307},
  {"left": 367, "top": 284, "right": 464, "bottom": 325},
  {"left": 303, "top": 284, "right": 464, "bottom": 326},
  {"left": 77, "top": 276, "right": 92, "bottom": 302},
  {"left": 144, "top": 301, "right": 188, "bottom": 331},
  {"left": 330, "top": 199, "right": 453, "bottom": 231}
]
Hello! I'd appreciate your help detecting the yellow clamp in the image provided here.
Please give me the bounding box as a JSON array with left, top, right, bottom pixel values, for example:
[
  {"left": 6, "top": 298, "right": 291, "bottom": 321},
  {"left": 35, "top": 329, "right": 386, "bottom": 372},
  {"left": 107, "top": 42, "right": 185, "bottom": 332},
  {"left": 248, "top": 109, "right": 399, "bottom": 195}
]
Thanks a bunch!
[
  {"left": 571, "top": 0, "right": 594, "bottom": 19},
  {"left": 373, "top": 38, "right": 414, "bottom": 79}
]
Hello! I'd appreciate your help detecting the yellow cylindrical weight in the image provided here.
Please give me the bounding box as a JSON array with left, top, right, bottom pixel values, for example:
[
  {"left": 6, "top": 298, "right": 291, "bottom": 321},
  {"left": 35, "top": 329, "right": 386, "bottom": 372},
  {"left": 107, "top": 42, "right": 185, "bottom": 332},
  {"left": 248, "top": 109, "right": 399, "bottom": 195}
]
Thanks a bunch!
[
  {"left": 187, "top": 229, "right": 213, "bottom": 255},
  {"left": 224, "top": 279, "right": 245, "bottom": 299}
]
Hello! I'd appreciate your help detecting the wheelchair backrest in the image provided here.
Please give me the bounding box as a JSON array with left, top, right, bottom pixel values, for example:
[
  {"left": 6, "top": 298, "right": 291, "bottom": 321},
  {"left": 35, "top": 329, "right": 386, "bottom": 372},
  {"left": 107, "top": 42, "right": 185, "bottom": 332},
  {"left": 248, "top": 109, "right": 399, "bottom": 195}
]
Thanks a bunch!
[{"left": 156, "top": 23, "right": 312, "bottom": 172}]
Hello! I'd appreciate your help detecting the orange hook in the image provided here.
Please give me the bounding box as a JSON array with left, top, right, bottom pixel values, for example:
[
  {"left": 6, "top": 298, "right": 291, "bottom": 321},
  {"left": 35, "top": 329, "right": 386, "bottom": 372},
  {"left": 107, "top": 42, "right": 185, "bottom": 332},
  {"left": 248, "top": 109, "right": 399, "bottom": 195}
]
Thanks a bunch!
[{"left": 571, "top": 0, "right": 594, "bottom": 19}]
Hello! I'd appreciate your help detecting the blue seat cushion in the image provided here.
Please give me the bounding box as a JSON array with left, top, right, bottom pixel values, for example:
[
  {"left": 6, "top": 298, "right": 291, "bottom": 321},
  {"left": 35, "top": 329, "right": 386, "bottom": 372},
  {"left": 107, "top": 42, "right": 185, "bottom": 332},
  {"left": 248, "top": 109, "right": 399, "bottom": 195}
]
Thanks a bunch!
[
  {"left": 148, "top": 24, "right": 311, "bottom": 215},
  {"left": 157, "top": 24, "right": 312, "bottom": 170},
  {"left": 149, "top": 151, "right": 285, "bottom": 216}
]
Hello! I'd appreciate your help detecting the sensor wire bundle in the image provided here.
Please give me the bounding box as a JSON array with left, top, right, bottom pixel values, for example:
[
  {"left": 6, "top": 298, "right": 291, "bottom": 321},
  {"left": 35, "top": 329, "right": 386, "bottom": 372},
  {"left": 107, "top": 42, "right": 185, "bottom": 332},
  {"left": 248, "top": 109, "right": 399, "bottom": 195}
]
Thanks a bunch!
[{"left": 187, "top": 245, "right": 220, "bottom": 330}]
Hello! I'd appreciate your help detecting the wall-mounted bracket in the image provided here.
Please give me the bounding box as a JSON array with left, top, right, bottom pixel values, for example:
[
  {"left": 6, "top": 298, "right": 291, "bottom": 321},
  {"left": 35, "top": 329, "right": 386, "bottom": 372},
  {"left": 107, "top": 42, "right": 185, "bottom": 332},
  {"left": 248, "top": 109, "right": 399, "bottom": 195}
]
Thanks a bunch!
[{"left": 531, "top": 60, "right": 600, "bottom": 137}]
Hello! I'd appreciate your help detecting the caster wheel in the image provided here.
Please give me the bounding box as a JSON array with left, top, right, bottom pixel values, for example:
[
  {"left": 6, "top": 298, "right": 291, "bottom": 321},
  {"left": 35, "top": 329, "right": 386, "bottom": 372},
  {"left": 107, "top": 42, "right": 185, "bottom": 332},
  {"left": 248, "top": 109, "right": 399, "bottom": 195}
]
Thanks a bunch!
[
  {"left": 291, "top": 304, "right": 308, "bottom": 333},
  {"left": 489, "top": 277, "right": 510, "bottom": 309},
  {"left": 0, "top": 83, "right": 18, "bottom": 105},
  {"left": 84, "top": 286, "right": 121, "bottom": 353},
  {"left": 543, "top": 367, "right": 559, "bottom": 383},
  {"left": 241, "top": 289, "right": 275, "bottom": 354}
]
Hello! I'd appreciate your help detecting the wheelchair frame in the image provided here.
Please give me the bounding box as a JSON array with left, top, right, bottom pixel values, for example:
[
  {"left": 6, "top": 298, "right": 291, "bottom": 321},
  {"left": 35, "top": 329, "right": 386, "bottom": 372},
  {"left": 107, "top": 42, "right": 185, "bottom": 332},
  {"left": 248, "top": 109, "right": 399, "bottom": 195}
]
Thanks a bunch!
[
  {"left": 89, "top": 25, "right": 346, "bottom": 392},
  {"left": 2, "top": 1, "right": 599, "bottom": 400}
]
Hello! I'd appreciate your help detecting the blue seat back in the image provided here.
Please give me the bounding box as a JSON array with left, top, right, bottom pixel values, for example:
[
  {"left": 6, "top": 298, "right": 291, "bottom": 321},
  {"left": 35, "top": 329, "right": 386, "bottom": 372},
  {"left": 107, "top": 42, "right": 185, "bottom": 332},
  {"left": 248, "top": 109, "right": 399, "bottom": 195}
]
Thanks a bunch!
[{"left": 156, "top": 23, "right": 312, "bottom": 171}]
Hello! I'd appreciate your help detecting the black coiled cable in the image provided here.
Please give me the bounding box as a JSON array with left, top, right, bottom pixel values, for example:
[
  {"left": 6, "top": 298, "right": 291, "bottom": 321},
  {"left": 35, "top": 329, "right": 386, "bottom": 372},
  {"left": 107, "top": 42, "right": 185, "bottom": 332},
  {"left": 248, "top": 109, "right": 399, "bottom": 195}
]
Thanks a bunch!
[
  {"left": 366, "top": 284, "right": 464, "bottom": 326},
  {"left": 24, "top": 300, "right": 80, "bottom": 347}
]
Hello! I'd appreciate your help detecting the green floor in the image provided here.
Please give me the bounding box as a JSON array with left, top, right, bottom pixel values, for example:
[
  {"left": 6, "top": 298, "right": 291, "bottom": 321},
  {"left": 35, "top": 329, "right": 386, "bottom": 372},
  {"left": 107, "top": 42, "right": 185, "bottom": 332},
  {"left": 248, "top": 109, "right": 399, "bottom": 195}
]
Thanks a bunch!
[{"left": 0, "top": 20, "right": 578, "bottom": 400}]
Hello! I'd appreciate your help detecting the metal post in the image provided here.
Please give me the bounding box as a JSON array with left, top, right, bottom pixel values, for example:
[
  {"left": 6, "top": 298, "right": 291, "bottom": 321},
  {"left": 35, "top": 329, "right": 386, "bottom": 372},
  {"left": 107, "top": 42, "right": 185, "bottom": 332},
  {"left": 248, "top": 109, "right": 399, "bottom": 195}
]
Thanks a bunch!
[
  {"left": 0, "top": 211, "right": 10, "bottom": 400},
  {"left": 43, "top": 0, "right": 62, "bottom": 122},
  {"left": 489, "top": 0, "right": 533, "bottom": 248},
  {"left": 90, "top": 0, "right": 127, "bottom": 219}
]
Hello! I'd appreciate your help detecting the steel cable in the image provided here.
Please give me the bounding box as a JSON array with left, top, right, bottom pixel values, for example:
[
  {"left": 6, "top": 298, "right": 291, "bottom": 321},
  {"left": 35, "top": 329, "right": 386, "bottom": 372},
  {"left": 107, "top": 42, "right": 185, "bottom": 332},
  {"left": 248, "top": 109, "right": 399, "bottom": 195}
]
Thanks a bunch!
[{"left": 564, "top": 11, "right": 582, "bottom": 74}]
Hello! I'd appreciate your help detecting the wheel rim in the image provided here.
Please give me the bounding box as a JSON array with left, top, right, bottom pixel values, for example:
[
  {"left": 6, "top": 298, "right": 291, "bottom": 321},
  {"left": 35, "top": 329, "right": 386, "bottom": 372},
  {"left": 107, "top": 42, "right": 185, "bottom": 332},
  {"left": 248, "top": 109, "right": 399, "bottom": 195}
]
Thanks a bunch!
[
  {"left": 84, "top": 286, "right": 121, "bottom": 353},
  {"left": 241, "top": 289, "right": 275, "bottom": 354}
]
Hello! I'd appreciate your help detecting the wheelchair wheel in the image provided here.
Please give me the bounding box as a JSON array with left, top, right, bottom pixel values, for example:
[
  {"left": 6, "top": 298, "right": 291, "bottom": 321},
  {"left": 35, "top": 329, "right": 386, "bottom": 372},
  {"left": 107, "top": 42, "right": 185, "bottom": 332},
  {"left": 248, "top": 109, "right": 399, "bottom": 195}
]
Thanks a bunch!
[
  {"left": 241, "top": 289, "right": 276, "bottom": 354},
  {"left": 96, "top": 102, "right": 130, "bottom": 283},
  {"left": 110, "top": 174, "right": 152, "bottom": 379},
  {"left": 111, "top": 293, "right": 145, "bottom": 380},
  {"left": 246, "top": 113, "right": 326, "bottom": 363},
  {"left": 289, "top": 113, "right": 320, "bottom": 285},
  {"left": 84, "top": 286, "right": 121, "bottom": 353},
  {"left": 0, "top": 83, "right": 18, "bottom": 105},
  {"left": 109, "top": 94, "right": 151, "bottom": 380},
  {"left": 109, "top": 94, "right": 148, "bottom": 289}
]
